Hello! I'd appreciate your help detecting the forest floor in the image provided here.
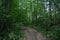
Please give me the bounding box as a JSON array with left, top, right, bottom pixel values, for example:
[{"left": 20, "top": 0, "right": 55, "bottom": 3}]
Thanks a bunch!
[{"left": 21, "top": 27, "right": 47, "bottom": 40}]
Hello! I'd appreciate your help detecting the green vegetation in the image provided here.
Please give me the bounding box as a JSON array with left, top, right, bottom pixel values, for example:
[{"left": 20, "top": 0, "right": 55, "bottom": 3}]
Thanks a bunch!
[{"left": 0, "top": 0, "right": 60, "bottom": 40}]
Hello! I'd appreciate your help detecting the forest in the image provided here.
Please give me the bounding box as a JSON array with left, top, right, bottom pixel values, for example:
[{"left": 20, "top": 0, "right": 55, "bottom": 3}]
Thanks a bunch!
[{"left": 0, "top": 0, "right": 60, "bottom": 40}]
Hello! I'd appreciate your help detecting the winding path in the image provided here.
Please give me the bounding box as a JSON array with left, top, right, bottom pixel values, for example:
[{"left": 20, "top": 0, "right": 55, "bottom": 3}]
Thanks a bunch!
[{"left": 22, "top": 27, "right": 47, "bottom": 40}]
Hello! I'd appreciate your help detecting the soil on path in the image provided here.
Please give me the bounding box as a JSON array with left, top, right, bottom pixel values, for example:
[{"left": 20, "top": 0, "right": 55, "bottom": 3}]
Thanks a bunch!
[{"left": 22, "top": 27, "right": 47, "bottom": 40}]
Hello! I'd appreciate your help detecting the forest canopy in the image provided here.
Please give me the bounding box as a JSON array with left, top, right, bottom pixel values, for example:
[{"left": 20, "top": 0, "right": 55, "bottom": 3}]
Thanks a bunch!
[{"left": 0, "top": 0, "right": 60, "bottom": 40}]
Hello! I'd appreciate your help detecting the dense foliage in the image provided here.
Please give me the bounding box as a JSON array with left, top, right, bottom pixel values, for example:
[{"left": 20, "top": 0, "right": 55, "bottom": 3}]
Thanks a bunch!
[
  {"left": 0, "top": 0, "right": 60, "bottom": 40},
  {"left": 0, "top": 0, "right": 23, "bottom": 40}
]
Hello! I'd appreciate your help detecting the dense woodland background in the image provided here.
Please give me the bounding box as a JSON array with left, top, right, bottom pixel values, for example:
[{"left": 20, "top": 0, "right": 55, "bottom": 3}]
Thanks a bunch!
[{"left": 0, "top": 0, "right": 60, "bottom": 40}]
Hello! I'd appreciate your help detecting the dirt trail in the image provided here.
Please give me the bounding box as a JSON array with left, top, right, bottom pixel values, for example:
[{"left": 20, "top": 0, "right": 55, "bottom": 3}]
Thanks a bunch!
[{"left": 22, "top": 27, "right": 47, "bottom": 40}]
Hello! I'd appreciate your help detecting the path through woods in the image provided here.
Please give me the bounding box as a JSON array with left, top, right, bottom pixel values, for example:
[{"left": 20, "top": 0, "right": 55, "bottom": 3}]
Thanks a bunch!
[{"left": 21, "top": 27, "right": 47, "bottom": 40}]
